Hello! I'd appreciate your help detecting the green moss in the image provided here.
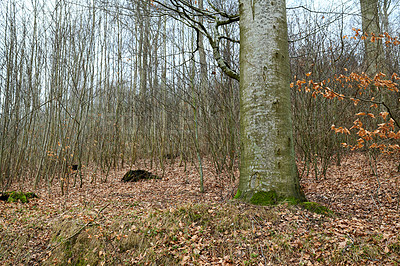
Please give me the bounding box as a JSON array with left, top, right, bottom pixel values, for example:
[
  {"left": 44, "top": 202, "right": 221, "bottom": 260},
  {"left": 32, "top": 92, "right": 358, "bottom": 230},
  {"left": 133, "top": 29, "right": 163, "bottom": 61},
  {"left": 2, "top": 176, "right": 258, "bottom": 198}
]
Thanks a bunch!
[
  {"left": 1, "top": 191, "right": 38, "bottom": 203},
  {"left": 247, "top": 191, "right": 306, "bottom": 206},
  {"left": 250, "top": 190, "right": 278, "bottom": 205},
  {"left": 234, "top": 189, "right": 242, "bottom": 199},
  {"left": 283, "top": 196, "right": 302, "bottom": 205},
  {"left": 299, "top": 202, "right": 335, "bottom": 216},
  {"left": 8, "top": 192, "right": 27, "bottom": 203}
]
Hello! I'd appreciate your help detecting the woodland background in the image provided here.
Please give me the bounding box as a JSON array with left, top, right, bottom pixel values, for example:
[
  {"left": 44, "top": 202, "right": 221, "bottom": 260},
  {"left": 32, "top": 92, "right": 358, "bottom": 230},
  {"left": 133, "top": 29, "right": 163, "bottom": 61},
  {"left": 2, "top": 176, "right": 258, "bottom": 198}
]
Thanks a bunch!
[{"left": 1, "top": 0, "right": 400, "bottom": 190}]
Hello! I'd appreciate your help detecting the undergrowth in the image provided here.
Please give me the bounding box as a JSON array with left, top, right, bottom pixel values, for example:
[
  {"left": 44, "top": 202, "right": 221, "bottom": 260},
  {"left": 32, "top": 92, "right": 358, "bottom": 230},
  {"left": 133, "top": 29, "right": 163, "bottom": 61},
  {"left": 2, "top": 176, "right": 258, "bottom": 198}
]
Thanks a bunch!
[{"left": 37, "top": 201, "right": 396, "bottom": 265}]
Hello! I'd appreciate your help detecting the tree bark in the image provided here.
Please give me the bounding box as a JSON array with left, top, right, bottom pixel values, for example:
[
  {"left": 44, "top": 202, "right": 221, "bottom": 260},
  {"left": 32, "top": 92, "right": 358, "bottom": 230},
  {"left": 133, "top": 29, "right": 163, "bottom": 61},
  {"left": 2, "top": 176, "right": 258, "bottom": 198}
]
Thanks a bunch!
[
  {"left": 237, "top": 0, "right": 305, "bottom": 203},
  {"left": 360, "top": 0, "right": 383, "bottom": 75}
]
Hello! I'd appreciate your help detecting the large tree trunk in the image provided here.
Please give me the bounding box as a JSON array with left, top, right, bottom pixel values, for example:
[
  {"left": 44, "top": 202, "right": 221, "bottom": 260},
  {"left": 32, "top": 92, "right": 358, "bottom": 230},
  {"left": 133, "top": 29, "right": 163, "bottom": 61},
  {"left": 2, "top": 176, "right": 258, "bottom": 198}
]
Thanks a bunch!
[
  {"left": 237, "top": 0, "right": 305, "bottom": 203},
  {"left": 360, "top": 0, "right": 383, "bottom": 75}
]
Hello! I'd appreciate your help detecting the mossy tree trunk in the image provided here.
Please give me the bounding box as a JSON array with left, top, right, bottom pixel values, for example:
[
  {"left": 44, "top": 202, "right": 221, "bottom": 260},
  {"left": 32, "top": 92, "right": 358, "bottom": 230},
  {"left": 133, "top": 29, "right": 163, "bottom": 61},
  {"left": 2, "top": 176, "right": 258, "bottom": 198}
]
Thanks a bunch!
[{"left": 237, "top": 0, "right": 305, "bottom": 204}]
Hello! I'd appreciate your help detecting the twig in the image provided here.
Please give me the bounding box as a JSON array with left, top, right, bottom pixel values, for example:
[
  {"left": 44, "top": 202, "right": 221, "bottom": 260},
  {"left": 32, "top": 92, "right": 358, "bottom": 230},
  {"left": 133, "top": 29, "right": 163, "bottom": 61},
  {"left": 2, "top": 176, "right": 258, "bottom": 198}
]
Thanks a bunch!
[
  {"left": 370, "top": 194, "right": 380, "bottom": 211},
  {"left": 341, "top": 234, "right": 355, "bottom": 254},
  {"left": 370, "top": 194, "right": 383, "bottom": 224},
  {"left": 259, "top": 243, "right": 267, "bottom": 265}
]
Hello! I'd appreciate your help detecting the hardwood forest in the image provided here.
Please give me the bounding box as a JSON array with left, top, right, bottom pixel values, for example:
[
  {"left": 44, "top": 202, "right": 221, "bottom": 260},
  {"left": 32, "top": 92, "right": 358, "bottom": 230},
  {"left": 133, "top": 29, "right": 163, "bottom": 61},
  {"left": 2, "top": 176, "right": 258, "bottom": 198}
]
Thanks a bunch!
[{"left": 1, "top": 0, "right": 400, "bottom": 265}]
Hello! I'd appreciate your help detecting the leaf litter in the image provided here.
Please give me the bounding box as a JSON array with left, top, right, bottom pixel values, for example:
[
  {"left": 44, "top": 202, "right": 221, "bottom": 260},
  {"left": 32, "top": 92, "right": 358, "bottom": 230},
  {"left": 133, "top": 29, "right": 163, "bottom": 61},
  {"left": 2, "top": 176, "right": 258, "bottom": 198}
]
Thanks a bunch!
[{"left": 0, "top": 153, "right": 399, "bottom": 265}]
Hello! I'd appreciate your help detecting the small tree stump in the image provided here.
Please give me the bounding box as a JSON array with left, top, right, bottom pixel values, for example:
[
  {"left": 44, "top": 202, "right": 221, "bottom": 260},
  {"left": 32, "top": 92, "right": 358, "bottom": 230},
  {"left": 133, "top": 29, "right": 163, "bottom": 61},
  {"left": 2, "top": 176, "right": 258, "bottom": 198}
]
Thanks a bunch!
[{"left": 121, "top": 170, "right": 161, "bottom": 182}]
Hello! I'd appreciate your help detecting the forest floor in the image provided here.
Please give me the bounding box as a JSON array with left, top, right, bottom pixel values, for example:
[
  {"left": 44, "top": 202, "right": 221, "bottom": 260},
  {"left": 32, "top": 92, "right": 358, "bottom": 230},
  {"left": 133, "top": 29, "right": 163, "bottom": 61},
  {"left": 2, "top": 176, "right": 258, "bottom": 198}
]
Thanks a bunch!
[{"left": 1, "top": 153, "right": 400, "bottom": 265}]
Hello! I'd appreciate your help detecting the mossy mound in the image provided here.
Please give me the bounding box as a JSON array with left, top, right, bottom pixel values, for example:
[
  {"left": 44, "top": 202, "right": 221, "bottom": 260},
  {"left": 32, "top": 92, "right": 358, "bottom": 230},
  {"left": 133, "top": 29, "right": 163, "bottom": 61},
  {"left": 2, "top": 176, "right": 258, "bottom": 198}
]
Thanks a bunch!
[
  {"left": 299, "top": 202, "right": 336, "bottom": 216},
  {"left": 245, "top": 191, "right": 334, "bottom": 216},
  {"left": 0, "top": 191, "right": 38, "bottom": 203}
]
